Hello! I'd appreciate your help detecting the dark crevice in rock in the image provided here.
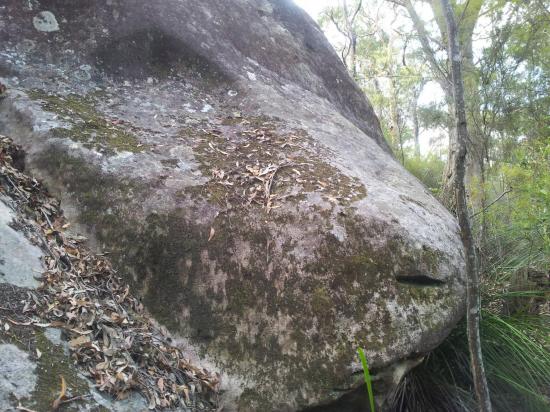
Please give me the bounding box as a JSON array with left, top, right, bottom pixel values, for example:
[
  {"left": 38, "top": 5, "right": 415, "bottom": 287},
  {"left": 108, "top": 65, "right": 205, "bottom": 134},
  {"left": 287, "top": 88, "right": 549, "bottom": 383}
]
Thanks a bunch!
[
  {"left": 395, "top": 274, "right": 446, "bottom": 287},
  {"left": 94, "top": 28, "right": 233, "bottom": 84},
  {"left": 299, "top": 384, "right": 370, "bottom": 412}
]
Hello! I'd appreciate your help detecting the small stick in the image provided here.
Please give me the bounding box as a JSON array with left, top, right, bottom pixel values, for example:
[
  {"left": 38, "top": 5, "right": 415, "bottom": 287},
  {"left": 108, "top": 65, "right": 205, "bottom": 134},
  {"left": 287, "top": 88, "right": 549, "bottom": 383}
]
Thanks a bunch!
[
  {"left": 59, "top": 394, "right": 92, "bottom": 405},
  {"left": 470, "top": 188, "right": 512, "bottom": 219},
  {"left": 16, "top": 404, "right": 38, "bottom": 412}
]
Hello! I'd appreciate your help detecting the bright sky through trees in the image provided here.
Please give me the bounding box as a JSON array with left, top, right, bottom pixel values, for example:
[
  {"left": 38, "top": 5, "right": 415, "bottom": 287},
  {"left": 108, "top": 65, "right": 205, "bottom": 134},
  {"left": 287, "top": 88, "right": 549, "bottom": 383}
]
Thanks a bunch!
[
  {"left": 294, "top": 0, "right": 334, "bottom": 17},
  {"left": 294, "top": 0, "right": 446, "bottom": 155}
]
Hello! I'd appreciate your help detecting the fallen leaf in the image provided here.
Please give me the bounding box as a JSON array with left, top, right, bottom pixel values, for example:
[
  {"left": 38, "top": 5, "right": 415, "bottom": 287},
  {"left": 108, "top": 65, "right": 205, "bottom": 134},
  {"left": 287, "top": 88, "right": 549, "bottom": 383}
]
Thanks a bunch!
[
  {"left": 208, "top": 227, "right": 215, "bottom": 242},
  {"left": 51, "top": 375, "right": 67, "bottom": 410},
  {"left": 69, "top": 335, "right": 90, "bottom": 349}
]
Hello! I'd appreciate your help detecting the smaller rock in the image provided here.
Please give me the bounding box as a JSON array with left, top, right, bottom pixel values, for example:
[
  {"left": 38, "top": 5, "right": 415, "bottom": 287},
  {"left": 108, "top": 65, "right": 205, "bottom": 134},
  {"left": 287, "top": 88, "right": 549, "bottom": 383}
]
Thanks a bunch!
[
  {"left": 32, "top": 11, "right": 60, "bottom": 33},
  {"left": 44, "top": 327, "right": 64, "bottom": 347},
  {"left": 0, "top": 344, "right": 38, "bottom": 410},
  {"left": 0, "top": 198, "right": 43, "bottom": 289}
]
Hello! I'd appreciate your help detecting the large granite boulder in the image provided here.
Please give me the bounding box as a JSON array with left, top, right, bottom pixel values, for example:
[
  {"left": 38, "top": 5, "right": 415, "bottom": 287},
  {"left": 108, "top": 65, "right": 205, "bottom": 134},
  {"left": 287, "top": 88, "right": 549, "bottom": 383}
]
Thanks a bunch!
[{"left": 0, "top": 0, "right": 466, "bottom": 410}]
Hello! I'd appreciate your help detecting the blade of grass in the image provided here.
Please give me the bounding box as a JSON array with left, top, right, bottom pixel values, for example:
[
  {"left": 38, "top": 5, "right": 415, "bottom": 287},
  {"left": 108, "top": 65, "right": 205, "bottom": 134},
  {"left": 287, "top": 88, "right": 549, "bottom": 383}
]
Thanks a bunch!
[{"left": 358, "top": 347, "right": 376, "bottom": 412}]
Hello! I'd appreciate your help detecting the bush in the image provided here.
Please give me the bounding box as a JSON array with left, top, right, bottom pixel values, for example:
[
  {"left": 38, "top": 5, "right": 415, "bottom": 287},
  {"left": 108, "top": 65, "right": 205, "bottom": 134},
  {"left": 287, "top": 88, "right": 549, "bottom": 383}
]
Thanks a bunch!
[{"left": 404, "top": 153, "right": 446, "bottom": 195}]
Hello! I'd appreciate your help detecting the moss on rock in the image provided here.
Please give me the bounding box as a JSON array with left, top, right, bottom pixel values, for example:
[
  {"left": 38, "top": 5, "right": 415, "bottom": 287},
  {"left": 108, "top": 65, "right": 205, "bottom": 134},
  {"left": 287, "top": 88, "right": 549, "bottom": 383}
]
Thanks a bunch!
[{"left": 28, "top": 90, "right": 144, "bottom": 154}]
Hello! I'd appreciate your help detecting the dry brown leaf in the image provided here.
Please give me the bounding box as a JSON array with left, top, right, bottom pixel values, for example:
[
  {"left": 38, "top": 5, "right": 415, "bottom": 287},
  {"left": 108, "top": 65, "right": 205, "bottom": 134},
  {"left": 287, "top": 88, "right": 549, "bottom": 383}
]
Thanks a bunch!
[
  {"left": 51, "top": 375, "right": 67, "bottom": 410},
  {"left": 69, "top": 335, "right": 90, "bottom": 349},
  {"left": 208, "top": 227, "right": 215, "bottom": 242},
  {"left": 96, "top": 361, "right": 109, "bottom": 370}
]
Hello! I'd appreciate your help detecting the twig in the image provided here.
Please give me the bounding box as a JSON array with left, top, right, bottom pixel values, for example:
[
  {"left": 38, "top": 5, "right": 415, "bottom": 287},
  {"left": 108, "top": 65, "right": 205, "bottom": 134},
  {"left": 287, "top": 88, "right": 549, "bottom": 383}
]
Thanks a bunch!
[
  {"left": 470, "top": 188, "right": 512, "bottom": 218},
  {"left": 16, "top": 404, "right": 38, "bottom": 412},
  {"left": 264, "top": 163, "right": 294, "bottom": 211},
  {"left": 59, "top": 394, "right": 92, "bottom": 406},
  {"left": 4, "top": 174, "right": 27, "bottom": 200},
  {"left": 40, "top": 208, "right": 54, "bottom": 230}
]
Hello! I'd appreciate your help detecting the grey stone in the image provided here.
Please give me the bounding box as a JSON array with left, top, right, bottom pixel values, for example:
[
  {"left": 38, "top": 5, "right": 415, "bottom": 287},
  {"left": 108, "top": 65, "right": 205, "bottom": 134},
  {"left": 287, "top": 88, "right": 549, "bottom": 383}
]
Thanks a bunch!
[
  {"left": 89, "top": 390, "right": 149, "bottom": 412},
  {"left": 43, "top": 327, "right": 63, "bottom": 346},
  {"left": 0, "top": 198, "right": 42, "bottom": 289},
  {"left": 32, "top": 11, "right": 59, "bottom": 33},
  {"left": 0, "top": 1, "right": 466, "bottom": 410},
  {"left": 0, "top": 344, "right": 37, "bottom": 410}
]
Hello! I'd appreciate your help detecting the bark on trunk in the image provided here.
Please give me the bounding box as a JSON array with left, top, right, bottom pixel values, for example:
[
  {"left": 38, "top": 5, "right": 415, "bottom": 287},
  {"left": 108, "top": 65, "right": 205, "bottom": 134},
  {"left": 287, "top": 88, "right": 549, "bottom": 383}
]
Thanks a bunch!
[
  {"left": 350, "top": 34, "right": 358, "bottom": 80},
  {"left": 411, "top": 80, "right": 425, "bottom": 157},
  {"left": 439, "top": 0, "right": 493, "bottom": 410}
]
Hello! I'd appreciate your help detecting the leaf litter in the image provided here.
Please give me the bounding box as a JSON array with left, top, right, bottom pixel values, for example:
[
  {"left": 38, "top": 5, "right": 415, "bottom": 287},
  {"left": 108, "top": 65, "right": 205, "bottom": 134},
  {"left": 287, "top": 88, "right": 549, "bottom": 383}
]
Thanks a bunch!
[
  {"left": 191, "top": 116, "right": 367, "bottom": 212},
  {"left": 0, "top": 135, "right": 219, "bottom": 410}
]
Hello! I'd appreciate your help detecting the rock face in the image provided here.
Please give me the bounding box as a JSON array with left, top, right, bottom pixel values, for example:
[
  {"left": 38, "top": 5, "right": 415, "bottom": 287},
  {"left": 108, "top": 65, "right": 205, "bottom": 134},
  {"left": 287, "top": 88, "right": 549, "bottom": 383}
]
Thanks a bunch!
[
  {"left": 0, "top": 1, "right": 466, "bottom": 410},
  {"left": 0, "top": 198, "right": 43, "bottom": 289}
]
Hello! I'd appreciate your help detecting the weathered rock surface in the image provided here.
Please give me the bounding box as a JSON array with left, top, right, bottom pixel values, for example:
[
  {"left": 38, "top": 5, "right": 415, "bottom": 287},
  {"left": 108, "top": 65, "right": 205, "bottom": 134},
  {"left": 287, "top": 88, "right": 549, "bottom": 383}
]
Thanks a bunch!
[
  {"left": 0, "top": 344, "right": 37, "bottom": 410},
  {"left": 0, "top": 0, "right": 466, "bottom": 410},
  {"left": 0, "top": 197, "right": 43, "bottom": 288}
]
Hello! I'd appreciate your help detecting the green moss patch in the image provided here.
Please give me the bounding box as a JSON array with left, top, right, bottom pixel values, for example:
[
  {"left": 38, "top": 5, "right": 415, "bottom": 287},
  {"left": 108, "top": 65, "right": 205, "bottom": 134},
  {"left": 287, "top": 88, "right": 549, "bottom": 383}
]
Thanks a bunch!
[
  {"left": 28, "top": 90, "right": 144, "bottom": 154},
  {"left": 31, "top": 331, "right": 101, "bottom": 412}
]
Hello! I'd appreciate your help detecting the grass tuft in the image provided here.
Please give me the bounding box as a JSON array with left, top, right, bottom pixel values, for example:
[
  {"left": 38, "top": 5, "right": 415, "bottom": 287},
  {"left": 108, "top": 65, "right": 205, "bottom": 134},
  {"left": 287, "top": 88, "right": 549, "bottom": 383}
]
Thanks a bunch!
[{"left": 358, "top": 347, "right": 376, "bottom": 412}]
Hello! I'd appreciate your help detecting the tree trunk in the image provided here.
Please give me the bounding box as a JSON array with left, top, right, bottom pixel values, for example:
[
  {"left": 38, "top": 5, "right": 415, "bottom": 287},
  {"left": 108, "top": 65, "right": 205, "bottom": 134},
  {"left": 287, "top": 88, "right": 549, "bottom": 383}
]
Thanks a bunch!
[
  {"left": 350, "top": 34, "right": 358, "bottom": 80},
  {"left": 439, "top": 0, "right": 493, "bottom": 411},
  {"left": 411, "top": 81, "right": 425, "bottom": 157},
  {"left": 389, "top": 77, "right": 403, "bottom": 162}
]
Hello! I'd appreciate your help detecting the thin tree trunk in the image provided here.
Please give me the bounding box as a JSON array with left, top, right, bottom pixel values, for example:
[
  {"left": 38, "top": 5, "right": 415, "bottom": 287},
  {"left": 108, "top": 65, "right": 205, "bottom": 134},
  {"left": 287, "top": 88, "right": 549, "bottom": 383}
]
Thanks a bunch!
[
  {"left": 350, "top": 34, "right": 358, "bottom": 80},
  {"left": 439, "top": 0, "right": 492, "bottom": 411},
  {"left": 412, "top": 101, "right": 420, "bottom": 157},
  {"left": 411, "top": 80, "right": 425, "bottom": 157},
  {"left": 442, "top": 99, "right": 459, "bottom": 211},
  {"left": 389, "top": 77, "right": 402, "bottom": 160},
  {"left": 478, "top": 163, "right": 487, "bottom": 274}
]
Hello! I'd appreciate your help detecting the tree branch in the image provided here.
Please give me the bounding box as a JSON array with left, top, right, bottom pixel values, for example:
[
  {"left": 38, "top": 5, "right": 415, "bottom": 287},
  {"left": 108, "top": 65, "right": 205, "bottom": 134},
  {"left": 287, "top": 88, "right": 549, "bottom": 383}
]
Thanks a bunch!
[
  {"left": 351, "top": 0, "right": 363, "bottom": 23},
  {"left": 470, "top": 188, "right": 512, "bottom": 219},
  {"left": 401, "top": 0, "right": 451, "bottom": 93}
]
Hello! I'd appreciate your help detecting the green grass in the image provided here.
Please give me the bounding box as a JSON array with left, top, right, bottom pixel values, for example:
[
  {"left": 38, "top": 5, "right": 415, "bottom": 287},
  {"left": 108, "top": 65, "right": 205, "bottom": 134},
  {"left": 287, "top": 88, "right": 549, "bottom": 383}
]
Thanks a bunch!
[{"left": 358, "top": 347, "right": 376, "bottom": 412}]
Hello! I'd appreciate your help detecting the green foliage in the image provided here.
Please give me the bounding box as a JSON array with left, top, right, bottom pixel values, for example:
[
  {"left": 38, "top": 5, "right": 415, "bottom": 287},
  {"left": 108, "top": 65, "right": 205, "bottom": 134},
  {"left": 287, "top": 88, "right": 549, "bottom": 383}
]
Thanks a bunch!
[
  {"left": 403, "top": 153, "right": 446, "bottom": 195},
  {"left": 357, "top": 348, "right": 376, "bottom": 412},
  {"left": 481, "top": 137, "right": 550, "bottom": 270},
  {"left": 318, "top": 0, "right": 428, "bottom": 157}
]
